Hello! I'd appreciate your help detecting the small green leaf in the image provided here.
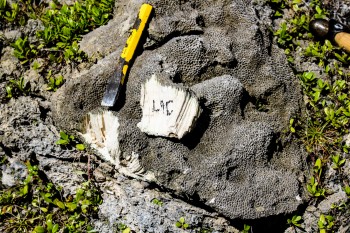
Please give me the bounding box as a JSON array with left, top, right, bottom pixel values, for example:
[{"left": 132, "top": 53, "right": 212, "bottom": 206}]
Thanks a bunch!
[
  {"left": 179, "top": 217, "right": 185, "bottom": 223},
  {"left": 325, "top": 215, "right": 334, "bottom": 222},
  {"left": 122, "top": 228, "right": 131, "bottom": 233},
  {"left": 294, "top": 222, "right": 301, "bottom": 227},
  {"left": 33, "top": 226, "right": 45, "bottom": 233},
  {"left": 54, "top": 198, "right": 65, "bottom": 209},
  {"left": 52, "top": 224, "right": 59, "bottom": 233},
  {"left": 22, "top": 185, "right": 28, "bottom": 195},
  {"left": 314, "top": 158, "right": 322, "bottom": 170},
  {"left": 56, "top": 139, "right": 68, "bottom": 145},
  {"left": 46, "top": 219, "right": 53, "bottom": 230},
  {"left": 76, "top": 144, "right": 85, "bottom": 151},
  {"left": 66, "top": 202, "right": 77, "bottom": 211},
  {"left": 319, "top": 214, "right": 326, "bottom": 225},
  {"left": 313, "top": 91, "right": 321, "bottom": 102},
  {"left": 175, "top": 222, "right": 182, "bottom": 228},
  {"left": 290, "top": 118, "right": 294, "bottom": 125},
  {"left": 6, "top": 86, "right": 12, "bottom": 98},
  {"left": 60, "top": 131, "right": 68, "bottom": 140},
  {"left": 344, "top": 186, "right": 350, "bottom": 196}
]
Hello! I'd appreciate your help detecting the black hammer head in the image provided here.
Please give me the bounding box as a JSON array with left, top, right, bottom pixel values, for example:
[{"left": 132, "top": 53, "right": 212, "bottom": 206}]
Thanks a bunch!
[{"left": 101, "top": 69, "right": 123, "bottom": 107}]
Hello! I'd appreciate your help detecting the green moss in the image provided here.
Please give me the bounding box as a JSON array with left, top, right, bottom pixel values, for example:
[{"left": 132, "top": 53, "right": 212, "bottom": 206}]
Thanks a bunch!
[
  {"left": 9, "top": 0, "right": 115, "bottom": 64},
  {"left": 0, "top": 161, "right": 102, "bottom": 233},
  {"left": 269, "top": 0, "right": 350, "bottom": 231},
  {"left": 5, "top": 76, "right": 30, "bottom": 98},
  {"left": 36, "top": 0, "right": 115, "bottom": 63},
  {"left": 0, "top": 0, "right": 45, "bottom": 26},
  {"left": 5, "top": 0, "right": 115, "bottom": 96}
]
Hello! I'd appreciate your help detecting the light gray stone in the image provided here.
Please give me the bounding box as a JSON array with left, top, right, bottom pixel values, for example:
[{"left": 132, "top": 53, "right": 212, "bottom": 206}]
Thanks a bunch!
[
  {"left": 0, "top": 97, "right": 82, "bottom": 161},
  {"left": 318, "top": 189, "right": 348, "bottom": 214},
  {"left": 79, "top": 0, "right": 144, "bottom": 58},
  {"left": 3, "top": 30, "right": 22, "bottom": 42},
  {"left": 1, "top": 158, "right": 28, "bottom": 187},
  {"left": 93, "top": 173, "right": 238, "bottom": 233}
]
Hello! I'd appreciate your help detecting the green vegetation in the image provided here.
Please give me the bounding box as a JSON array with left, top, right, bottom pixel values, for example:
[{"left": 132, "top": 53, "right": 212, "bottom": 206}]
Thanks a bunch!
[
  {"left": 0, "top": 0, "right": 22, "bottom": 24},
  {"left": 0, "top": 154, "right": 7, "bottom": 165},
  {"left": 46, "top": 70, "right": 64, "bottom": 92},
  {"left": 8, "top": 0, "right": 114, "bottom": 64},
  {"left": 305, "top": 158, "right": 326, "bottom": 198},
  {"left": 1, "top": 1, "right": 114, "bottom": 231},
  {"left": 32, "top": 60, "right": 42, "bottom": 70},
  {"left": 12, "top": 36, "right": 38, "bottom": 64},
  {"left": 241, "top": 224, "right": 251, "bottom": 233},
  {"left": 151, "top": 198, "right": 163, "bottom": 207},
  {"left": 0, "top": 161, "right": 102, "bottom": 232},
  {"left": 175, "top": 217, "right": 190, "bottom": 229},
  {"left": 268, "top": 0, "right": 350, "bottom": 231},
  {"left": 117, "top": 223, "right": 131, "bottom": 233},
  {"left": 344, "top": 186, "right": 350, "bottom": 197},
  {"left": 331, "top": 154, "right": 346, "bottom": 170},
  {"left": 2, "top": 0, "right": 115, "bottom": 100},
  {"left": 6, "top": 76, "right": 30, "bottom": 98},
  {"left": 287, "top": 215, "right": 302, "bottom": 228},
  {"left": 318, "top": 214, "right": 334, "bottom": 233},
  {"left": 116, "top": 223, "right": 131, "bottom": 233},
  {"left": 56, "top": 130, "right": 85, "bottom": 151},
  {"left": 0, "top": 0, "right": 47, "bottom": 25},
  {"left": 199, "top": 228, "right": 213, "bottom": 233},
  {"left": 37, "top": 0, "right": 114, "bottom": 63}
]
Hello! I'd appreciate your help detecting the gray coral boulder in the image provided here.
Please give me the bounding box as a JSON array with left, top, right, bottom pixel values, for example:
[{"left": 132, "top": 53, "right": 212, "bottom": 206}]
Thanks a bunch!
[{"left": 52, "top": 0, "right": 305, "bottom": 220}]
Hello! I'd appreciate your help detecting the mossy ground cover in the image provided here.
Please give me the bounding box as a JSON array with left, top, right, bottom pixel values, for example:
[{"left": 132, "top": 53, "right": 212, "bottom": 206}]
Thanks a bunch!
[
  {"left": 269, "top": 0, "right": 350, "bottom": 231},
  {"left": 0, "top": 0, "right": 115, "bottom": 232},
  {"left": 1, "top": 0, "right": 115, "bottom": 101},
  {"left": 0, "top": 161, "right": 102, "bottom": 233},
  {"left": 1, "top": 0, "right": 114, "bottom": 64}
]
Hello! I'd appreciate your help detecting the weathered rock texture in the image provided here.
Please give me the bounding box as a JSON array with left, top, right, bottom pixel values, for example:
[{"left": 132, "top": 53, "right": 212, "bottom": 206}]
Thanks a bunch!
[
  {"left": 0, "top": 95, "right": 238, "bottom": 232},
  {"left": 0, "top": 97, "right": 80, "bottom": 161},
  {"left": 93, "top": 170, "right": 239, "bottom": 233},
  {"left": 52, "top": 0, "right": 306, "bottom": 220}
]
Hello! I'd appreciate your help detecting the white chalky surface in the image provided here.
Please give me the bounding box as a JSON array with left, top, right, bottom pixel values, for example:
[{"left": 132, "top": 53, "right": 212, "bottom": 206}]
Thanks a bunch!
[
  {"left": 137, "top": 74, "right": 201, "bottom": 139},
  {"left": 81, "top": 111, "right": 120, "bottom": 165}
]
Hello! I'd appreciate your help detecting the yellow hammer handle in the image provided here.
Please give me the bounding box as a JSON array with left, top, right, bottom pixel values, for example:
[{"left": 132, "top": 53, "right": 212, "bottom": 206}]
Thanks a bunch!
[
  {"left": 121, "top": 3, "right": 153, "bottom": 62},
  {"left": 334, "top": 32, "right": 350, "bottom": 53},
  {"left": 119, "top": 3, "right": 153, "bottom": 84}
]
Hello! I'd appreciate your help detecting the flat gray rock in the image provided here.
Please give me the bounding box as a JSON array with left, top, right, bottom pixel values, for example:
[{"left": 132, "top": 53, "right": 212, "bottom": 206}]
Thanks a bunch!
[
  {"left": 0, "top": 97, "right": 82, "bottom": 161},
  {"left": 52, "top": 0, "right": 306, "bottom": 219}
]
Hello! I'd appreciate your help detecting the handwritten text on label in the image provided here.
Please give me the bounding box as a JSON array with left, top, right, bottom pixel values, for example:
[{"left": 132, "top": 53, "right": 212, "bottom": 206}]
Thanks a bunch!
[{"left": 152, "top": 100, "right": 173, "bottom": 116}]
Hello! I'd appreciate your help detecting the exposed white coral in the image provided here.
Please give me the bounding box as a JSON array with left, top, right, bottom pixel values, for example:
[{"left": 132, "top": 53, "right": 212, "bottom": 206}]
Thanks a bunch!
[
  {"left": 137, "top": 74, "right": 201, "bottom": 139},
  {"left": 81, "top": 111, "right": 120, "bottom": 165},
  {"left": 119, "top": 152, "right": 156, "bottom": 181},
  {"left": 81, "top": 111, "right": 155, "bottom": 181}
]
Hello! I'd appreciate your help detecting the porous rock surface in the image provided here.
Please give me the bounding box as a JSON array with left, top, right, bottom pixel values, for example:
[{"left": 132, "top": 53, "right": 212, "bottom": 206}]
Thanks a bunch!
[
  {"left": 93, "top": 170, "right": 239, "bottom": 233},
  {"left": 52, "top": 0, "right": 306, "bottom": 220},
  {"left": 0, "top": 97, "right": 79, "bottom": 161},
  {"left": 0, "top": 95, "right": 238, "bottom": 232}
]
